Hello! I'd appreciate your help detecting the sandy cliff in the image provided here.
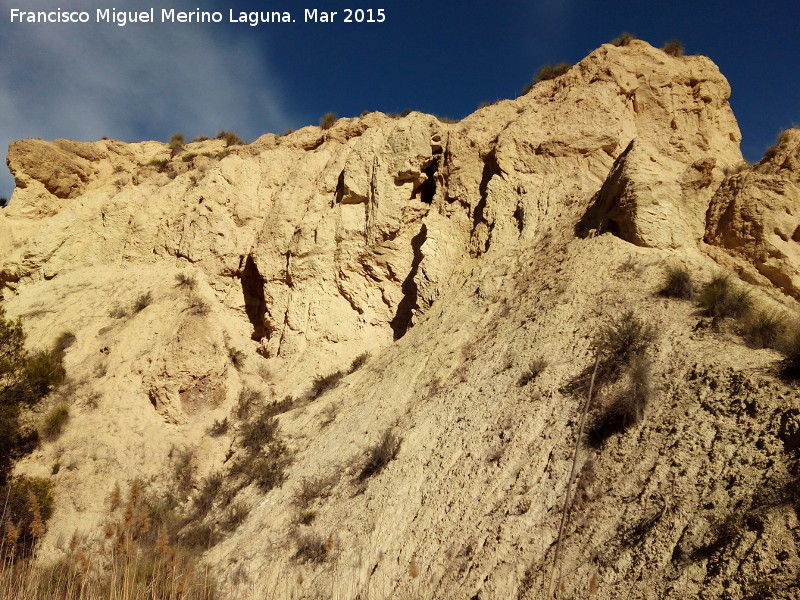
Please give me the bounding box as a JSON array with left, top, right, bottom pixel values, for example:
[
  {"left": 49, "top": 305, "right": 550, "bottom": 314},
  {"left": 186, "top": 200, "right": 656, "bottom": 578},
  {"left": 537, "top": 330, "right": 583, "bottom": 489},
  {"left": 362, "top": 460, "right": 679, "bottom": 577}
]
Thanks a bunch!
[{"left": 1, "top": 40, "right": 798, "bottom": 599}]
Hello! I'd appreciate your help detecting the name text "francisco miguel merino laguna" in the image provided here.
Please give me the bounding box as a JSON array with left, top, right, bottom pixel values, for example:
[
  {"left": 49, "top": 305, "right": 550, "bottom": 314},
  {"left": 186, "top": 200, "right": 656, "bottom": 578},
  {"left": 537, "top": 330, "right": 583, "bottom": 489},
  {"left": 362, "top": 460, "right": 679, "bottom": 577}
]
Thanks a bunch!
[{"left": 8, "top": 8, "right": 387, "bottom": 26}]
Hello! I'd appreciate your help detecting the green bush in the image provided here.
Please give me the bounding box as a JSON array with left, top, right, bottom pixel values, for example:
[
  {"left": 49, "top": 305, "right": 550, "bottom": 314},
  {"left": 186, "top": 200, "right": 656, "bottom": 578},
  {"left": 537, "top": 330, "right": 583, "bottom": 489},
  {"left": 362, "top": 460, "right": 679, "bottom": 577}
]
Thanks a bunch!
[
  {"left": 319, "top": 112, "right": 338, "bottom": 129},
  {"left": 293, "top": 531, "right": 329, "bottom": 563},
  {"left": 238, "top": 441, "right": 292, "bottom": 493},
  {"left": 239, "top": 408, "right": 279, "bottom": 454},
  {"left": 0, "top": 476, "right": 54, "bottom": 559},
  {"left": 597, "top": 311, "right": 656, "bottom": 365},
  {"left": 0, "top": 309, "right": 65, "bottom": 485},
  {"left": 208, "top": 417, "right": 229, "bottom": 437},
  {"left": 698, "top": 275, "right": 751, "bottom": 319},
  {"left": 660, "top": 265, "right": 694, "bottom": 300},
  {"left": 663, "top": 40, "right": 684, "bottom": 57}
]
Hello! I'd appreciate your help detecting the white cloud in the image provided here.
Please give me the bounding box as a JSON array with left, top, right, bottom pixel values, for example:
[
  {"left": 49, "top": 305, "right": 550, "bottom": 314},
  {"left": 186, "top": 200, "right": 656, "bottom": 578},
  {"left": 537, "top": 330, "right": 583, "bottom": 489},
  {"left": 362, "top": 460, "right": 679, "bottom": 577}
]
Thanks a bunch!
[{"left": 0, "top": 0, "right": 292, "bottom": 197}]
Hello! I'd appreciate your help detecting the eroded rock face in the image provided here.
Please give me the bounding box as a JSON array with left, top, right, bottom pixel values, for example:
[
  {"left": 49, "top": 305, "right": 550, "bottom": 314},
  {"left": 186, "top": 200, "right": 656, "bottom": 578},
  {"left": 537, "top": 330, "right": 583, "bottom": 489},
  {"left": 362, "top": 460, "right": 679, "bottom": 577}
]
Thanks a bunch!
[
  {"left": 3, "top": 40, "right": 799, "bottom": 600},
  {"left": 706, "top": 129, "right": 800, "bottom": 298}
]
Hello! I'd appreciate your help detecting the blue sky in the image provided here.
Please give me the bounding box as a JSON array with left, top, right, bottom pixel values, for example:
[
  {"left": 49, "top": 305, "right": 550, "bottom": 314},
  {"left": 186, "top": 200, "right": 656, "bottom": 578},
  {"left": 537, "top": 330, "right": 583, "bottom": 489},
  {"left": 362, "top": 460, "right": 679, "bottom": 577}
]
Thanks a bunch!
[{"left": 0, "top": 0, "right": 798, "bottom": 198}]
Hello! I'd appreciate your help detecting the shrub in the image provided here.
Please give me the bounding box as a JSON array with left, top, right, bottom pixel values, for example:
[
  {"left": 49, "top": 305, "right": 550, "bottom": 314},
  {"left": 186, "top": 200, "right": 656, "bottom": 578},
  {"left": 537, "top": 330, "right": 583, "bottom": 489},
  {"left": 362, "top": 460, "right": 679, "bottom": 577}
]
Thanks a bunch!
[
  {"left": 319, "top": 112, "right": 338, "bottom": 129},
  {"left": 309, "top": 370, "right": 345, "bottom": 400},
  {"left": 216, "top": 130, "right": 244, "bottom": 147},
  {"left": 180, "top": 522, "right": 218, "bottom": 549},
  {"left": 295, "top": 474, "right": 336, "bottom": 508},
  {"left": 237, "top": 440, "right": 292, "bottom": 493},
  {"left": 41, "top": 403, "right": 69, "bottom": 440},
  {"left": 0, "top": 309, "right": 65, "bottom": 484},
  {"left": 192, "top": 135, "right": 210, "bottom": 142},
  {"left": 780, "top": 329, "right": 800, "bottom": 380},
  {"left": 611, "top": 32, "right": 636, "bottom": 46},
  {"left": 0, "top": 476, "right": 54, "bottom": 559},
  {"left": 698, "top": 275, "right": 751, "bottom": 319},
  {"left": 293, "top": 531, "right": 329, "bottom": 563},
  {"left": 228, "top": 347, "right": 246, "bottom": 371},
  {"left": 298, "top": 510, "right": 317, "bottom": 525},
  {"left": 740, "top": 311, "right": 786, "bottom": 349},
  {"left": 192, "top": 472, "right": 223, "bottom": 518},
  {"left": 220, "top": 501, "right": 249, "bottom": 532},
  {"left": 146, "top": 158, "right": 171, "bottom": 173},
  {"left": 588, "top": 355, "right": 653, "bottom": 447},
  {"left": 239, "top": 409, "right": 280, "bottom": 454},
  {"left": 348, "top": 352, "right": 370, "bottom": 374},
  {"left": 663, "top": 40, "right": 684, "bottom": 57},
  {"left": 133, "top": 292, "right": 152, "bottom": 313},
  {"left": 113, "top": 165, "right": 125, "bottom": 174},
  {"left": 518, "top": 359, "right": 547, "bottom": 386},
  {"left": 208, "top": 417, "right": 229, "bottom": 437},
  {"left": 597, "top": 311, "right": 655, "bottom": 365},
  {"left": 660, "top": 265, "right": 695, "bottom": 300},
  {"left": 182, "top": 153, "right": 198, "bottom": 163},
  {"left": 534, "top": 62, "right": 572, "bottom": 84},
  {"left": 175, "top": 272, "right": 197, "bottom": 289},
  {"left": 168, "top": 133, "right": 185, "bottom": 153},
  {"left": 54, "top": 331, "right": 76, "bottom": 354},
  {"left": 357, "top": 429, "right": 401, "bottom": 482},
  {"left": 0, "top": 197, "right": 7, "bottom": 207},
  {"left": 234, "top": 388, "right": 261, "bottom": 419},
  {"left": 109, "top": 305, "right": 129, "bottom": 319}
]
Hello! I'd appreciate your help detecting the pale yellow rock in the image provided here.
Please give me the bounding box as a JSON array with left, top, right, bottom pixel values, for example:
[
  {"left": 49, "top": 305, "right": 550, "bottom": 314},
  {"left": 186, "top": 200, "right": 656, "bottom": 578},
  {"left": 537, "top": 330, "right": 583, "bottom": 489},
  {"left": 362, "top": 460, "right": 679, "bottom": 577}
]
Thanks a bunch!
[
  {"left": 706, "top": 129, "right": 800, "bottom": 298},
  {"left": 0, "top": 40, "right": 798, "bottom": 600}
]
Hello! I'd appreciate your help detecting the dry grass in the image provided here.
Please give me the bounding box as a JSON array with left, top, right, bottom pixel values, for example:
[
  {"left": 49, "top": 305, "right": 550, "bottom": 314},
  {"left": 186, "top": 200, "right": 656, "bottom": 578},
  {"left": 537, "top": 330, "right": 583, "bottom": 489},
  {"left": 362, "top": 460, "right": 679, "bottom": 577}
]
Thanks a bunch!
[
  {"left": 588, "top": 354, "right": 654, "bottom": 447},
  {"left": 357, "top": 429, "right": 401, "bottom": 482},
  {"left": 611, "top": 32, "right": 636, "bottom": 46},
  {"left": 534, "top": 62, "right": 572, "bottom": 84},
  {"left": 662, "top": 39, "right": 684, "bottom": 57},
  {"left": 740, "top": 311, "right": 787, "bottom": 349},
  {"left": 215, "top": 131, "right": 244, "bottom": 147},
  {"left": 309, "top": 370, "right": 345, "bottom": 400},
  {"left": 319, "top": 112, "right": 338, "bottom": 129},
  {"left": 698, "top": 275, "right": 751, "bottom": 319},
  {"left": 659, "top": 265, "right": 694, "bottom": 300},
  {"left": 1, "top": 480, "right": 217, "bottom": 600},
  {"left": 41, "top": 403, "right": 70, "bottom": 440},
  {"left": 518, "top": 359, "right": 547, "bottom": 387}
]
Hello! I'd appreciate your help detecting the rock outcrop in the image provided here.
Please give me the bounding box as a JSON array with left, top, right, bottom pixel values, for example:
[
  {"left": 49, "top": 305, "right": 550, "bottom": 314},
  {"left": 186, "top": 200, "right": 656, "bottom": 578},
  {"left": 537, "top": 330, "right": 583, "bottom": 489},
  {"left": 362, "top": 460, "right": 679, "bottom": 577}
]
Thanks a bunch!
[
  {"left": 706, "top": 128, "right": 800, "bottom": 298},
  {"left": 1, "top": 40, "right": 799, "bottom": 600}
]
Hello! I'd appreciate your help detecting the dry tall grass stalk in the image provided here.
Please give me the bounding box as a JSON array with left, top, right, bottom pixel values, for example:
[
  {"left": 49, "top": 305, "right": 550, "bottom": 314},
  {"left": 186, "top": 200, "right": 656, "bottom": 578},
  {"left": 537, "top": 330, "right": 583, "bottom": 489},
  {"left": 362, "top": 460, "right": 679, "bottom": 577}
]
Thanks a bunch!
[{"left": 547, "top": 353, "right": 599, "bottom": 599}]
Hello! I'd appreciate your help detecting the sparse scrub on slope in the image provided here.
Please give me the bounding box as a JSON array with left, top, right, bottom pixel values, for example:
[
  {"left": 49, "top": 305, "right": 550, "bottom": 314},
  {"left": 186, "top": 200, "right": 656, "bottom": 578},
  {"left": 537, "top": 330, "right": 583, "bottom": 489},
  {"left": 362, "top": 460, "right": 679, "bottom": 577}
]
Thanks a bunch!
[
  {"left": 588, "top": 354, "right": 654, "bottom": 447},
  {"left": 357, "top": 429, "right": 401, "bottom": 482},
  {"left": 659, "top": 265, "right": 694, "bottom": 300},
  {"left": 740, "top": 310, "right": 787, "bottom": 349},
  {"left": 662, "top": 39, "right": 684, "bottom": 57},
  {"left": 698, "top": 275, "right": 751, "bottom": 319},
  {"left": 611, "top": 32, "right": 636, "bottom": 46}
]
